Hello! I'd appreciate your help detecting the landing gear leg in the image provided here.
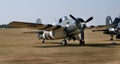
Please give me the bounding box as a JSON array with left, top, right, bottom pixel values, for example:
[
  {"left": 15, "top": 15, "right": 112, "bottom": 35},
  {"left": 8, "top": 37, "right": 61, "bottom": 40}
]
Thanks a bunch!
[
  {"left": 61, "top": 40, "right": 67, "bottom": 46},
  {"left": 79, "top": 30, "right": 85, "bottom": 46},
  {"left": 110, "top": 35, "right": 113, "bottom": 41},
  {"left": 79, "top": 40, "right": 85, "bottom": 46}
]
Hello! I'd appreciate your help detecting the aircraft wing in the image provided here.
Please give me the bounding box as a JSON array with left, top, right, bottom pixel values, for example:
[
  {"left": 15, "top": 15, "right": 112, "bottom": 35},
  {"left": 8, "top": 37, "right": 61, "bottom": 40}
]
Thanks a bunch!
[
  {"left": 8, "top": 21, "right": 64, "bottom": 31},
  {"left": 23, "top": 30, "right": 43, "bottom": 34},
  {"left": 86, "top": 24, "right": 114, "bottom": 30}
]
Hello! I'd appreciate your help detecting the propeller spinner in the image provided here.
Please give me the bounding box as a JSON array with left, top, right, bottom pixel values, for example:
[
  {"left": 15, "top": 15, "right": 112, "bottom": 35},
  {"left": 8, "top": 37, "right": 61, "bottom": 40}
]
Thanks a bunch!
[{"left": 69, "top": 14, "right": 93, "bottom": 45}]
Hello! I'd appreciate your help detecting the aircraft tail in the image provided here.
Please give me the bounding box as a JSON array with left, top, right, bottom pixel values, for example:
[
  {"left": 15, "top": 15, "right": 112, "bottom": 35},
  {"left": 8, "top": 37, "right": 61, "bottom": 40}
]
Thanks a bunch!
[
  {"left": 106, "top": 15, "right": 120, "bottom": 28},
  {"left": 36, "top": 18, "right": 42, "bottom": 24},
  {"left": 106, "top": 16, "right": 112, "bottom": 25}
]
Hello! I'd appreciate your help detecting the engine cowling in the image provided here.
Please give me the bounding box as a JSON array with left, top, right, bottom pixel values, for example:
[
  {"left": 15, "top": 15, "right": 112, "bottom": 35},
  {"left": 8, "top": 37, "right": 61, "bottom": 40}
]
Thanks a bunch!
[
  {"left": 108, "top": 28, "right": 115, "bottom": 32},
  {"left": 103, "top": 28, "right": 117, "bottom": 34}
]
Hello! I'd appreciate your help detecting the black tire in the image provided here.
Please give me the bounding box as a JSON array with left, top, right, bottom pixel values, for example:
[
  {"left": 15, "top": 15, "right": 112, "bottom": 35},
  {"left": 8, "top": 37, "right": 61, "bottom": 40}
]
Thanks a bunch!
[
  {"left": 110, "top": 38, "right": 113, "bottom": 41},
  {"left": 61, "top": 40, "right": 67, "bottom": 46},
  {"left": 42, "top": 40, "right": 45, "bottom": 43}
]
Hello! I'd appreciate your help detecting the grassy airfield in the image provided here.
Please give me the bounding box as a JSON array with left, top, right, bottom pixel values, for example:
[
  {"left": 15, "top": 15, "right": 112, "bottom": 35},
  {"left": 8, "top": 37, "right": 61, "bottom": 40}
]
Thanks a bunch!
[{"left": 0, "top": 28, "right": 120, "bottom": 64}]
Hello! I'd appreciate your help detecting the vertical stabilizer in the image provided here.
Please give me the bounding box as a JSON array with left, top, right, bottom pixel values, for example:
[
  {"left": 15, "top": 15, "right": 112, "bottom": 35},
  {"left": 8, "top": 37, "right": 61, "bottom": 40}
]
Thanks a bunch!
[
  {"left": 106, "top": 16, "right": 112, "bottom": 25},
  {"left": 36, "top": 18, "right": 42, "bottom": 24}
]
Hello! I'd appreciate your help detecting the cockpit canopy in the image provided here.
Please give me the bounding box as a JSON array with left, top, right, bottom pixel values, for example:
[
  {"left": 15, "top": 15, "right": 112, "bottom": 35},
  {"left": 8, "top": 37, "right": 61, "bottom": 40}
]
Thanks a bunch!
[{"left": 59, "top": 16, "right": 68, "bottom": 23}]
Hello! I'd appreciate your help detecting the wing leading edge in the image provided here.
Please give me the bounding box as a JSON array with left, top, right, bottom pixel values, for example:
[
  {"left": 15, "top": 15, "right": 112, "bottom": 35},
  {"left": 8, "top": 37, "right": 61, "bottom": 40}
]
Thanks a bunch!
[{"left": 8, "top": 21, "right": 64, "bottom": 31}]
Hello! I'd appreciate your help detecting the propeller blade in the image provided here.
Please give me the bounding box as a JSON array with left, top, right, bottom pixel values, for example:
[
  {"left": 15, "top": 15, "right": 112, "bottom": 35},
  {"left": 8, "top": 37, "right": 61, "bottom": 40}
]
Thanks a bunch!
[
  {"left": 69, "top": 14, "right": 93, "bottom": 45},
  {"left": 69, "top": 14, "right": 77, "bottom": 21},
  {"left": 85, "top": 17, "right": 93, "bottom": 23}
]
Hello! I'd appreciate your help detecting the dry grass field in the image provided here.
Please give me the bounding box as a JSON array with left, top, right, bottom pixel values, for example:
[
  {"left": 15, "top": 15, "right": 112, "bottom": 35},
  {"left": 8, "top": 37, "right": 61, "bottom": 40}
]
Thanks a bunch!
[{"left": 0, "top": 28, "right": 120, "bottom": 64}]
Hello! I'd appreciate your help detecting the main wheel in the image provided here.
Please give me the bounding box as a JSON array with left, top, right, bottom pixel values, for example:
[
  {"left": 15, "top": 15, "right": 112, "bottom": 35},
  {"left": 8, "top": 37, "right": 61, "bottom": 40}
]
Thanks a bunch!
[
  {"left": 110, "top": 38, "right": 113, "bottom": 41},
  {"left": 42, "top": 40, "right": 45, "bottom": 43},
  {"left": 61, "top": 40, "right": 67, "bottom": 46},
  {"left": 110, "top": 35, "right": 113, "bottom": 41}
]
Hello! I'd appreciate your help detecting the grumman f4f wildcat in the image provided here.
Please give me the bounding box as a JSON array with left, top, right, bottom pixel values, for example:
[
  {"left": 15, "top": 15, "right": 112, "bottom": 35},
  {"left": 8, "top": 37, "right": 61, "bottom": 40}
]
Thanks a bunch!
[
  {"left": 93, "top": 15, "right": 120, "bottom": 40},
  {"left": 8, "top": 14, "right": 93, "bottom": 46}
]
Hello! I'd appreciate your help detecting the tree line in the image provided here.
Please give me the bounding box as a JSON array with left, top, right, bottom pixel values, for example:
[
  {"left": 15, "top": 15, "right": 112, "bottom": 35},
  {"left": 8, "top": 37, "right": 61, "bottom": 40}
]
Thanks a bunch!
[{"left": 0, "top": 24, "right": 16, "bottom": 28}]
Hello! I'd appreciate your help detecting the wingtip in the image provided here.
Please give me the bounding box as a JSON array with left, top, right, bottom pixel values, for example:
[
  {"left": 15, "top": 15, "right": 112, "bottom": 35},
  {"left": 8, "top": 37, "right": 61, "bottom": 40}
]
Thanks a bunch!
[{"left": 7, "top": 22, "right": 15, "bottom": 26}]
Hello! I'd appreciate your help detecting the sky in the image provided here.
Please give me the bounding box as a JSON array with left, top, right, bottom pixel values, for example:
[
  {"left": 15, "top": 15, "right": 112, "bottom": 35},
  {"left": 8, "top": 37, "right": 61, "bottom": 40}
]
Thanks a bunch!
[{"left": 0, "top": 0, "right": 120, "bottom": 26}]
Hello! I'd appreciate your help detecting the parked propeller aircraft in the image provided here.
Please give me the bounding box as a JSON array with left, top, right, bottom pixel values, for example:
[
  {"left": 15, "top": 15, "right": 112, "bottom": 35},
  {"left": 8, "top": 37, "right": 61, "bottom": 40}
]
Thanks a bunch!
[
  {"left": 8, "top": 14, "right": 93, "bottom": 46},
  {"left": 93, "top": 15, "right": 120, "bottom": 40}
]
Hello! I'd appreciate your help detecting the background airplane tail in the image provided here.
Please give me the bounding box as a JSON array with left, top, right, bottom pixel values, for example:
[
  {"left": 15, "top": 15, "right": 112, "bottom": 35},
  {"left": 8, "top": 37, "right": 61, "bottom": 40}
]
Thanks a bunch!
[
  {"left": 36, "top": 18, "right": 42, "bottom": 24},
  {"left": 106, "top": 16, "right": 112, "bottom": 25},
  {"left": 106, "top": 15, "right": 120, "bottom": 27}
]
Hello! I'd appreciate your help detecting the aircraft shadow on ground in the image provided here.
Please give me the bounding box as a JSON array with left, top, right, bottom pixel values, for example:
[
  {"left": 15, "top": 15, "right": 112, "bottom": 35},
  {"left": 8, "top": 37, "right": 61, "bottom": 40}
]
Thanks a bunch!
[
  {"left": 85, "top": 43, "right": 120, "bottom": 47},
  {"left": 103, "top": 40, "right": 120, "bottom": 41},
  {"left": 33, "top": 43, "right": 120, "bottom": 48}
]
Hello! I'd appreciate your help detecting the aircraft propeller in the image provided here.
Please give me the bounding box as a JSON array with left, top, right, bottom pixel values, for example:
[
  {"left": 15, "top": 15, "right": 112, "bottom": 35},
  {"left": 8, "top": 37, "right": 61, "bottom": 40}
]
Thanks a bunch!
[{"left": 69, "top": 14, "right": 93, "bottom": 45}]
